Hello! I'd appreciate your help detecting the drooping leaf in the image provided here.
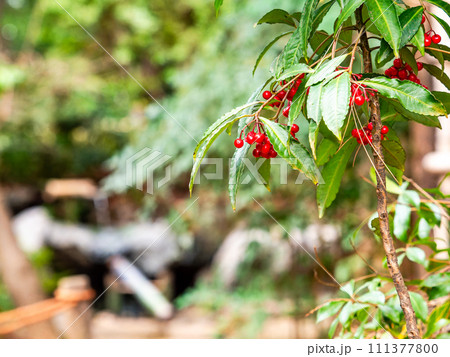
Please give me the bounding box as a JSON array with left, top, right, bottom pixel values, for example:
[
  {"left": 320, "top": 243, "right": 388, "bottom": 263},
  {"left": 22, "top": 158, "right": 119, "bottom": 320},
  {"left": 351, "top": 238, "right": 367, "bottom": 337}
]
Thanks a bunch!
[
  {"left": 364, "top": 77, "right": 447, "bottom": 116},
  {"left": 277, "top": 63, "right": 313, "bottom": 81},
  {"left": 358, "top": 291, "right": 386, "bottom": 305},
  {"left": 409, "top": 292, "right": 428, "bottom": 321},
  {"left": 316, "top": 139, "right": 338, "bottom": 166},
  {"left": 253, "top": 32, "right": 292, "bottom": 75},
  {"left": 426, "top": 44, "right": 445, "bottom": 71},
  {"left": 423, "top": 63, "right": 450, "bottom": 91},
  {"left": 307, "top": 82, "right": 324, "bottom": 123},
  {"left": 387, "top": 99, "right": 442, "bottom": 128},
  {"left": 365, "top": 0, "right": 402, "bottom": 57},
  {"left": 399, "top": 47, "right": 418, "bottom": 74},
  {"left": 425, "top": 0, "right": 450, "bottom": 15},
  {"left": 259, "top": 118, "right": 321, "bottom": 184},
  {"left": 282, "top": 0, "right": 319, "bottom": 67},
  {"left": 429, "top": 13, "right": 450, "bottom": 42},
  {"left": 317, "top": 139, "right": 357, "bottom": 217},
  {"left": 376, "top": 39, "right": 394, "bottom": 68},
  {"left": 411, "top": 26, "right": 425, "bottom": 56},
  {"left": 288, "top": 90, "right": 307, "bottom": 126},
  {"left": 214, "top": 0, "right": 223, "bottom": 16},
  {"left": 258, "top": 159, "right": 271, "bottom": 192},
  {"left": 321, "top": 72, "right": 351, "bottom": 140},
  {"left": 190, "top": 102, "right": 258, "bottom": 194},
  {"left": 305, "top": 54, "right": 349, "bottom": 87},
  {"left": 432, "top": 91, "right": 450, "bottom": 113},
  {"left": 399, "top": 6, "right": 423, "bottom": 48},
  {"left": 309, "top": 121, "right": 319, "bottom": 159},
  {"left": 335, "top": 0, "right": 365, "bottom": 32},
  {"left": 382, "top": 138, "right": 405, "bottom": 172},
  {"left": 257, "top": 9, "right": 296, "bottom": 27},
  {"left": 338, "top": 302, "right": 353, "bottom": 325},
  {"left": 317, "top": 300, "right": 345, "bottom": 323}
]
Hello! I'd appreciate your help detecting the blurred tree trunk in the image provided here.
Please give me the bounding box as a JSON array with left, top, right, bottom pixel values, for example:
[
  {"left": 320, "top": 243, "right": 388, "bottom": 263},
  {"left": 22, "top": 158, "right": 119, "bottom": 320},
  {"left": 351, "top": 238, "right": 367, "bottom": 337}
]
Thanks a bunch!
[{"left": 0, "top": 189, "right": 57, "bottom": 338}]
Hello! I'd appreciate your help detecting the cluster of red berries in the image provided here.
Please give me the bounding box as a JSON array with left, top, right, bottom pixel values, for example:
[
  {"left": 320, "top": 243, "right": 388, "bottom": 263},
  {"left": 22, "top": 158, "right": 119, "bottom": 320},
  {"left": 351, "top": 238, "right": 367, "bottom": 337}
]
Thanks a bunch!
[
  {"left": 350, "top": 82, "right": 376, "bottom": 107},
  {"left": 262, "top": 74, "right": 305, "bottom": 116},
  {"left": 351, "top": 123, "right": 389, "bottom": 145},
  {"left": 422, "top": 15, "right": 441, "bottom": 46},
  {"left": 234, "top": 131, "right": 278, "bottom": 158},
  {"left": 384, "top": 58, "right": 428, "bottom": 89}
]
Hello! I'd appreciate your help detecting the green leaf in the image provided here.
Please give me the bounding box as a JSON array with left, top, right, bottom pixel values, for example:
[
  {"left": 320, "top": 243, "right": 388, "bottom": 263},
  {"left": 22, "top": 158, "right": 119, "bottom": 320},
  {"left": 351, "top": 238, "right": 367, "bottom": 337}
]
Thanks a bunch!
[
  {"left": 229, "top": 144, "right": 250, "bottom": 210},
  {"left": 393, "top": 198, "right": 411, "bottom": 242},
  {"left": 406, "top": 247, "right": 428, "bottom": 267},
  {"left": 425, "top": 301, "right": 450, "bottom": 338},
  {"left": 399, "top": 6, "right": 423, "bottom": 48},
  {"left": 258, "top": 159, "right": 271, "bottom": 192},
  {"left": 379, "top": 304, "right": 401, "bottom": 323},
  {"left": 429, "top": 13, "right": 450, "bottom": 42},
  {"left": 305, "top": 54, "right": 348, "bottom": 87},
  {"left": 423, "top": 63, "right": 450, "bottom": 91},
  {"left": 382, "top": 139, "right": 405, "bottom": 172},
  {"left": 359, "top": 291, "right": 385, "bottom": 305},
  {"left": 417, "top": 218, "right": 432, "bottom": 239},
  {"left": 387, "top": 99, "right": 442, "bottom": 128},
  {"left": 321, "top": 72, "right": 351, "bottom": 140},
  {"left": 335, "top": 0, "right": 365, "bottom": 32},
  {"left": 257, "top": 9, "right": 296, "bottom": 27},
  {"left": 317, "top": 300, "right": 346, "bottom": 323},
  {"left": 422, "top": 273, "right": 450, "bottom": 288},
  {"left": 409, "top": 291, "right": 428, "bottom": 321},
  {"left": 411, "top": 26, "right": 425, "bottom": 56},
  {"left": 376, "top": 40, "right": 394, "bottom": 67},
  {"left": 328, "top": 318, "right": 339, "bottom": 338},
  {"left": 214, "top": 0, "right": 223, "bottom": 16},
  {"left": 433, "top": 91, "right": 450, "bottom": 113},
  {"left": 399, "top": 47, "right": 418, "bottom": 74},
  {"left": 288, "top": 91, "right": 307, "bottom": 126},
  {"left": 316, "top": 139, "right": 338, "bottom": 166},
  {"left": 259, "top": 118, "right": 321, "bottom": 184},
  {"left": 190, "top": 102, "right": 258, "bottom": 194},
  {"left": 282, "top": 0, "right": 319, "bottom": 67},
  {"left": 277, "top": 63, "right": 313, "bottom": 81},
  {"left": 338, "top": 302, "right": 353, "bottom": 325},
  {"left": 317, "top": 139, "right": 357, "bottom": 217},
  {"left": 307, "top": 82, "right": 324, "bottom": 123},
  {"left": 253, "top": 32, "right": 292, "bottom": 75},
  {"left": 364, "top": 77, "right": 447, "bottom": 116},
  {"left": 309, "top": 121, "right": 319, "bottom": 159},
  {"left": 425, "top": 0, "right": 450, "bottom": 15},
  {"left": 365, "top": 0, "right": 402, "bottom": 57},
  {"left": 426, "top": 44, "right": 445, "bottom": 70},
  {"left": 311, "top": 1, "right": 335, "bottom": 35}
]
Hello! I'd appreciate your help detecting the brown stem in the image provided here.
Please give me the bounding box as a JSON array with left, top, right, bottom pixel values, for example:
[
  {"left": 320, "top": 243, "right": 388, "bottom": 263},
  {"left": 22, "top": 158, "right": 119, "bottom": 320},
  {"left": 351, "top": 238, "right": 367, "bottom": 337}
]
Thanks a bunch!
[{"left": 356, "top": 7, "right": 421, "bottom": 339}]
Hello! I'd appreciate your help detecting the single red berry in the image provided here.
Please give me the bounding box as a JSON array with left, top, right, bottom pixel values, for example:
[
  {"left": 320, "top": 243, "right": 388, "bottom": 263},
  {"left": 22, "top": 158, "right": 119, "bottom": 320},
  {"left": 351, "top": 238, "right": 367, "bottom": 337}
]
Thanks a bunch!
[
  {"left": 393, "top": 58, "right": 403, "bottom": 68},
  {"left": 424, "top": 35, "right": 432, "bottom": 47},
  {"left": 351, "top": 128, "right": 358, "bottom": 138},
  {"left": 381, "top": 134, "right": 385, "bottom": 141},
  {"left": 282, "top": 105, "right": 291, "bottom": 117},
  {"left": 381, "top": 125, "right": 389, "bottom": 135},
  {"left": 408, "top": 73, "right": 417, "bottom": 82},
  {"left": 261, "top": 143, "right": 271, "bottom": 155},
  {"left": 417, "top": 62, "right": 423, "bottom": 71},
  {"left": 275, "top": 90, "right": 287, "bottom": 100},
  {"left": 246, "top": 131, "right": 256, "bottom": 144},
  {"left": 253, "top": 148, "right": 261, "bottom": 158},
  {"left": 291, "top": 124, "right": 299, "bottom": 134},
  {"left": 255, "top": 133, "right": 265, "bottom": 144},
  {"left": 287, "top": 88, "right": 297, "bottom": 101},
  {"left": 299, "top": 73, "right": 305, "bottom": 79},
  {"left": 432, "top": 34, "right": 441, "bottom": 44},
  {"left": 269, "top": 149, "right": 278, "bottom": 158},
  {"left": 262, "top": 91, "right": 272, "bottom": 100},
  {"left": 414, "top": 78, "right": 421, "bottom": 84},
  {"left": 355, "top": 96, "right": 365, "bottom": 106},
  {"left": 398, "top": 69, "right": 407, "bottom": 80},
  {"left": 234, "top": 138, "right": 244, "bottom": 148},
  {"left": 422, "top": 85, "right": 429, "bottom": 90},
  {"left": 405, "top": 64, "right": 412, "bottom": 72},
  {"left": 367, "top": 122, "right": 373, "bottom": 131},
  {"left": 422, "top": 14, "right": 426, "bottom": 24}
]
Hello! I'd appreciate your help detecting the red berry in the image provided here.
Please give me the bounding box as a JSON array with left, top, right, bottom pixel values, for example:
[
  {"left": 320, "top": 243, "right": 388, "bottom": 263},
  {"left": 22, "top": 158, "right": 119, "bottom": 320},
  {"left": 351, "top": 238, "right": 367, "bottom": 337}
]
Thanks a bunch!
[
  {"left": 262, "top": 91, "right": 272, "bottom": 100},
  {"left": 422, "top": 14, "right": 426, "bottom": 24},
  {"left": 246, "top": 131, "right": 256, "bottom": 144},
  {"left": 282, "top": 105, "right": 291, "bottom": 117},
  {"left": 275, "top": 90, "right": 287, "bottom": 100},
  {"left": 287, "top": 88, "right": 297, "bottom": 101},
  {"left": 393, "top": 58, "right": 403, "bottom": 68},
  {"left": 398, "top": 70, "right": 407, "bottom": 80},
  {"left": 291, "top": 124, "right": 299, "bottom": 134},
  {"left": 424, "top": 35, "right": 432, "bottom": 47},
  {"left": 381, "top": 125, "right": 389, "bottom": 135},
  {"left": 351, "top": 128, "right": 358, "bottom": 138},
  {"left": 405, "top": 64, "right": 412, "bottom": 72},
  {"left": 381, "top": 134, "right": 385, "bottom": 141},
  {"left": 269, "top": 149, "right": 277, "bottom": 158},
  {"left": 255, "top": 133, "right": 265, "bottom": 144},
  {"left": 408, "top": 73, "right": 417, "bottom": 82},
  {"left": 432, "top": 34, "right": 441, "bottom": 44},
  {"left": 367, "top": 122, "right": 373, "bottom": 131},
  {"left": 261, "top": 143, "right": 271, "bottom": 155},
  {"left": 253, "top": 148, "right": 261, "bottom": 158},
  {"left": 234, "top": 138, "right": 244, "bottom": 148},
  {"left": 414, "top": 78, "right": 421, "bottom": 84},
  {"left": 299, "top": 73, "right": 305, "bottom": 79},
  {"left": 355, "top": 96, "right": 365, "bottom": 106},
  {"left": 417, "top": 62, "right": 423, "bottom": 71}
]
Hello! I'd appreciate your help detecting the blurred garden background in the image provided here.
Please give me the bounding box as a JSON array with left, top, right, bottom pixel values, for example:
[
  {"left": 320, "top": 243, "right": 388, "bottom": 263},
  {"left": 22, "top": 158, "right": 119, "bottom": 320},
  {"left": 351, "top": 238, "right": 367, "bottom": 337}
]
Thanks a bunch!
[{"left": 0, "top": 0, "right": 448, "bottom": 338}]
